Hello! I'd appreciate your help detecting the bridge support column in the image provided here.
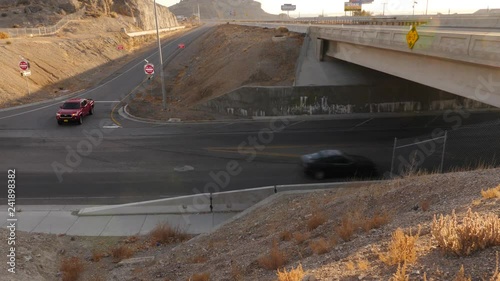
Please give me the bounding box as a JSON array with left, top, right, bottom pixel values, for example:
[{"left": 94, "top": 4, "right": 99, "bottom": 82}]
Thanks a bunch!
[{"left": 316, "top": 38, "right": 325, "bottom": 61}]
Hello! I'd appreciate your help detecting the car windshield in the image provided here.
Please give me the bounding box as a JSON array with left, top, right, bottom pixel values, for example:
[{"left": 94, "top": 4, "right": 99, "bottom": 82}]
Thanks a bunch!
[{"left": 61, "top": 102, "right": 80, "bottom": 109}]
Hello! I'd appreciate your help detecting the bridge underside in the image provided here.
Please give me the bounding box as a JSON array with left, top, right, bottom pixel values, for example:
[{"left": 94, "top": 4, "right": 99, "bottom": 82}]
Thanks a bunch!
[{"left": 319, "top": 39, "right": 500, "bottom": 109}]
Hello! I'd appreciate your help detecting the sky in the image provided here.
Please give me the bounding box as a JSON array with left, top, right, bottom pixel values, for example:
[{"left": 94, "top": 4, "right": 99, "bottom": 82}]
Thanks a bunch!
[{"left": 156, "top": 0, "right": 499, "bottom": 16}]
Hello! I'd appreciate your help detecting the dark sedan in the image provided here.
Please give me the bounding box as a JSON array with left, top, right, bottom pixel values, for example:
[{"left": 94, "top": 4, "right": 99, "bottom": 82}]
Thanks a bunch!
[{"left": 301, "top": 150, "right": 378, "bottom": 180}]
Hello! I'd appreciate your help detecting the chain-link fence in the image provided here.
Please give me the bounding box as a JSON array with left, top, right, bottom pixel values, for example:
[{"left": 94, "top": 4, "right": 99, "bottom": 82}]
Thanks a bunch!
[
  {"left": 0, "top": 9, "right": 84, "bottom": 38},
  {"left": 390, "top": 119, "right": 500, "bottom": 177}
]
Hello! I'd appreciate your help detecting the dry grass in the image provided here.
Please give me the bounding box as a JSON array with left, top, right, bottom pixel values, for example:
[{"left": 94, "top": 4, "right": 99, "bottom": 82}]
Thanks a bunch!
[
  {"left": 390, "top": 263, "right": 409, "bottom": 281},
  {"left": 60, "top": 257, "right": 84, "bottom": 281},
  {"left": 279, "top": 230, "right": 292, "bottom": 241},
  {"left": 292, "top": 232, "right": 311, "bottom": 244},
  {"left": 110, "top": 245, "right": 134, "bottom": 261},
  {"left": 189, "top": 255, "right": 208, "bottom": 264},
  {"left": 362, "top": 212, "right": 390, "bottom": 232},
  {"left": 149, "top": 223, "right": 189, "bottom": 245},
  {"left": 309, "top": 238, "right": 331, "bottom": 255},
  {"left": 189, "top": 273, "right": 210, "bottom": 281},
  {"left": 336, "top": 216, "right": 356, "bottom": 242},
  {"left": 431, "top": 209, "right": 500, "bottom": 256},
  {"left": 258, "top": 240, "right": 288, "bottom": 270},
  {"left": 481, "top": 184, "right": 500, "bottom": 199},
  {"left": 0, "top": 32, "right": 9, "bottom": 39},
  {"left": 276, "top": 264, "right": 305, "bottom": 281},
  {"left": 380, "top": 227, "right": 420, "bottom": 265},
  {"left": 454, "top": 265, "right": 472, "bottom": 281},
  {"left": 307, "top": 212, "right": 327, "bottom": 231},
  {"left": 109, "top": 12, "right": 118, "bottom": 18}
]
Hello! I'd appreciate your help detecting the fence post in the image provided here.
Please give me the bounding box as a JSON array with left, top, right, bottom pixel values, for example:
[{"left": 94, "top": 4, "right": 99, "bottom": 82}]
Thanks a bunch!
[
  {"left": 390, "top": 137, "right": 397, "bottom": 176},
  {"left": 440, "top": 131, "right": 448, "bottom": 173}
]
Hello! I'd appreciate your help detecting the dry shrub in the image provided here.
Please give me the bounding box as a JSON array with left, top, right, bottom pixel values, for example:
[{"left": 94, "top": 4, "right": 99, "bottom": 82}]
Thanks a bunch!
[
  {"left": 90, "top": 249, "right": 105, "bottom": 262},
  {"left": 109, "top": 12, "right": 118, "bottom": 18},
  {"left": 390, "top": 263, "right": 409, "bottom": 281},
  {"left": 0, "top": 32, "right": 9, "bottom": 39},
  {"left": 419, "top": 199, "right": 431, "bottom": 212},
  {"left": 6, "top": 41, "right": 11, "bottom": 45},
  {"left": 280, "top": 230, "right": 292, "bottom": 241},
  {"left": 345, "top": 261, "right": 355, "bottom": 271},
  {"left": 362, "top": 212, "right": 390, "bottom": 232},
  {"left": 276, "top": 264, "right": 305, "bottom": 281},
  {"left": 231, "top": 263, "right": 243, "bottom": 281},
  {"left": 481, "top": 184, "right": 500, "bottom": 199},
  {"left": 293, "top": 232, "right": 310, "bottom": 244},
  {"left": 276, "top": 26, "right": 289, "bottom": 33},
  {"left": 309, "top": 238, "right": 330, "bottom": 255},
  {"left": 189, "top": 255, "right": 208, "bottom": 264},
  {"left": 431, "top": 209, "right": 500, "bottom": 256},
  {"left": 258, "top": 240, "right": 287, "bottom": 270},
  {"left": 189, "top": 273, "right": 210, "bottom": 281},
  {"left": 337, "top": 216, "right": 355, "bottom": 242},
  {"left": 454, "top": 265, "right": 472, "bottom": 281},
  {"left": 380, "top": 227, "right": 420, "bottom": 265},
  {"left": 307, "top": 212, "right": 326, "bottom": 231},
  {"left": 149, "top": 223, "right": 189, "bottom": 245},
  {"left": 60, "top": 257, "right": 84, "bottom": 281},
  {"left": 357, "top": 259, "right": 370, "bottom": 271},
  {"left": 110, "top": 245, "right": 134, "bottom": 261}
]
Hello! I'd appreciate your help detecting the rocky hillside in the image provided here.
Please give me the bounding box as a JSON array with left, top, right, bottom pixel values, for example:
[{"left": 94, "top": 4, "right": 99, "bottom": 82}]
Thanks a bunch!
[
  {"left": 0, "top": 0, "right": 178, "bottom": 30},
  {"left": 169, "top": 0, "right": 278, "bottom": 20}
]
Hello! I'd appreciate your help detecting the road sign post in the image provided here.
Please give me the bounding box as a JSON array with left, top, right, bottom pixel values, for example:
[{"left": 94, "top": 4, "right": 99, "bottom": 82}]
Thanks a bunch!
[
  {"left": 19, "top": 59, "right": 31, "bottom": 95},
  {"left": 144, "top": 63, "right": 155, "bottom": 75}
]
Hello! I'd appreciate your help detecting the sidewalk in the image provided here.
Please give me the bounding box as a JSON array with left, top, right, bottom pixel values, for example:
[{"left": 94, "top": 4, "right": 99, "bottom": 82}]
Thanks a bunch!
[{"left": 0, "top": 205, "right": 236, "bottom": 236}]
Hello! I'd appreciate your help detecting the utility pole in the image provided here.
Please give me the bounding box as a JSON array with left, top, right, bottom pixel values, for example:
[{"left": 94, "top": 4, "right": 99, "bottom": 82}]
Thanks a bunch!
[
  {"left": 382, "top": 2, "right": 387, "bottom": 15},
  {"left": 153, "top": 0, "right": 167, "bottom": 110},
  {"left": 425, "top": 0, "right": 429, "bottom": 15}
]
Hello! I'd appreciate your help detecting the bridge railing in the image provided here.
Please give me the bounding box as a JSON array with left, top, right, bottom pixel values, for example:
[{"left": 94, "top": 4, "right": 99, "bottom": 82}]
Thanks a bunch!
[{"left": 0, "top": 9, "right": 85, "bottom": 38}]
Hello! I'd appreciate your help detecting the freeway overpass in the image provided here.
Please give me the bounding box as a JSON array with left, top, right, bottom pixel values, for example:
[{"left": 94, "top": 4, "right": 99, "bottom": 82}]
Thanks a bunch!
[{"left": 232, "top": 15, "right": 500, "bottom": 109}]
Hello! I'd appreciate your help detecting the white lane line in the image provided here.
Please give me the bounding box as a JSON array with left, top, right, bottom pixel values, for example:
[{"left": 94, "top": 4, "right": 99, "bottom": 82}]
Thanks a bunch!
[
  {"left": 352, "top": 118, "right": 374, "bottom": 128},
  {"left": 103, "top": 125, "right": 121, "bottom": 129}
]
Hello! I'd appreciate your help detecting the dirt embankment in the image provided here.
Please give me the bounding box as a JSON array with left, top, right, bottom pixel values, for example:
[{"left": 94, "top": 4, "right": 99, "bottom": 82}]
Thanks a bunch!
[
  {"left": 0, "top": 16, "right": 194, "bottom": 108},
  {"left": 3, "top": 169, "right": 500, "bottom": 280},
  {"left": 128, "top": 24, "right": 304, "bottom": 121}
]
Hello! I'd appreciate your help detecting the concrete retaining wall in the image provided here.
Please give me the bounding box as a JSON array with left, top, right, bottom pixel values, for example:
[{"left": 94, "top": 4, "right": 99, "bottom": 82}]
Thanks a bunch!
[{"left": 198, "top": 85, "right": 492, "bottom": 117}]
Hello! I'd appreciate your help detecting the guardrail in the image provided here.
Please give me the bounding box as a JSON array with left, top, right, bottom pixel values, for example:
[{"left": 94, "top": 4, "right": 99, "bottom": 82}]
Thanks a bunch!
[{"left": 0, "top": 9, "right": 85, "bottom": 38}]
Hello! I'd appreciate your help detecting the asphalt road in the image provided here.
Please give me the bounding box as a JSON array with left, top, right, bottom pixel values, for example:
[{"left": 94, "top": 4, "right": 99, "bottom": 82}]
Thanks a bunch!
[{"left": 1, "top": 25, "right": 499, "bottom": 205}]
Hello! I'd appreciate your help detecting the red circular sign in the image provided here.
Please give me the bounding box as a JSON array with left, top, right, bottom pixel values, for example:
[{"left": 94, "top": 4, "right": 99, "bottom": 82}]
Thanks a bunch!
[
  {"left": 144, "top": 63, "right": 154, "bottom": 75},
  {"left": 19, "top": 61, "right": 29, "bottom": 71}
]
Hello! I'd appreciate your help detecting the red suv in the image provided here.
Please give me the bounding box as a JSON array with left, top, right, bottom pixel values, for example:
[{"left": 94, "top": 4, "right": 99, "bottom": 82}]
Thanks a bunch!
[{"left": 56, "top": 98, "right": 94, "bottom": 125}]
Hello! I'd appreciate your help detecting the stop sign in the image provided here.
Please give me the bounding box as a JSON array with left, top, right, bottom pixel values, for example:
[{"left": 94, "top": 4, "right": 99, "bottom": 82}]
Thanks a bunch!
[
  {"left": 19, "top": 60, "right": 29, "bottom": 71},
  {"left": 144, "top": 63, "right": 154, "bottom": 75}
]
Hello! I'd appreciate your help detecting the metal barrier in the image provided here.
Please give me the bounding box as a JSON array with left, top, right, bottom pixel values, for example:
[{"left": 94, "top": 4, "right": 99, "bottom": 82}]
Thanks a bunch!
[{"left": 0, "top": 9, "right": 85, "bottom": 38}]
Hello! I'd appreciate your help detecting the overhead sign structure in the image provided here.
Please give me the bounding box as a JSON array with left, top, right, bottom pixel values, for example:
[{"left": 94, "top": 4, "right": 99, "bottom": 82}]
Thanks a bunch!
[
  {"left": 281, "top": 4, "right": 297, "bottom": 11},
  {"left": 349, "top": 0, "right": 374, "bottom": 4},
  {"left": 144, "top": 63, "right": 155, "bottom": 75},
  {"left": 19, "top": 60, "right": 29, "bottom": 71},
  {"left": 345, "top": 2, "right": 362, "bottom": 11}
]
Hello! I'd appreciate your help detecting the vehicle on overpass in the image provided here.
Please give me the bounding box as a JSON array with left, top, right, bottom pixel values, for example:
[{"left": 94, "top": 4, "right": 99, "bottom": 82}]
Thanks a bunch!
[
  {"left": 56, "top": 98, "right": 94, "bottom": 125},
  {"left": 301, "top": 150, "right": 378, "bottom": 180}
]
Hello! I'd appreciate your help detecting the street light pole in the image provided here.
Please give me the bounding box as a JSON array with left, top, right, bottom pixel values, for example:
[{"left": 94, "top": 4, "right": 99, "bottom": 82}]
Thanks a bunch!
[
  {"left": 412, "top": 1, "right": 417, "bottom": 16},
  {"left": 426, "top": 0, "right": 429, "bottom": 15},
  {"left": 153, "top": 0, "right": 167, "bottom": 110},
  {"left": 382, "top": 2, "right": 387, "bottom": 16}
]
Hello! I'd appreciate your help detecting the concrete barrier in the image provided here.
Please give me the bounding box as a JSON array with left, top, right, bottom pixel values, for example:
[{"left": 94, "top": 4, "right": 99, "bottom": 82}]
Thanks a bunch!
[
  {"left": 211, "top": 186, "right": 275, "bottom": 212},
  {"left": 78, "top": 193, "right": 211, "bottom": 216}
]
